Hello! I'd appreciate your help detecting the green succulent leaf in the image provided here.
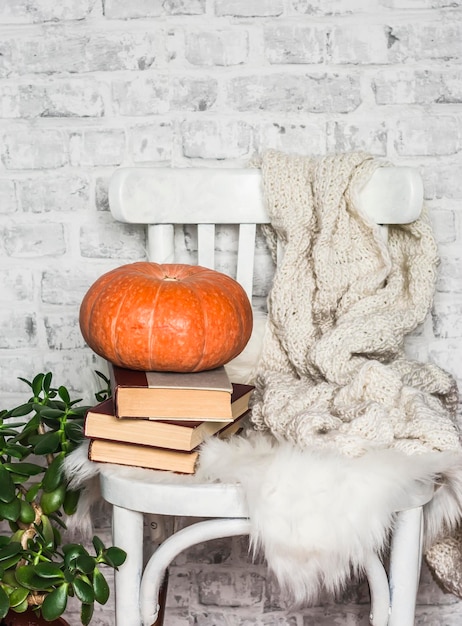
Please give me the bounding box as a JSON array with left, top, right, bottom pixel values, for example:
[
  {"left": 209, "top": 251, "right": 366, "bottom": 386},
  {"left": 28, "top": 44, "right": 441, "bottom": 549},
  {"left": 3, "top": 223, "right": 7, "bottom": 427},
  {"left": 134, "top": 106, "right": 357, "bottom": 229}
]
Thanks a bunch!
[
  {"left": 37, "top": 407, "right": 65, "bottom": 419},
  {"left": 25, "top": 482, "right": 41, "bottom": 502},
  {"left": 41, "top": 583, "right": 69, "bottom": 621},
  {"left": 63, "top": 489, "right": 80, "bottom": 516},
  {"left": 0, "top": 498, "right": 21, "bottom": 522},
  {"left": 42, "top": 453, "right": 65, "bottom": 493},
  {"left": 43, "top": 372, "right": 53, "bottom": 394},
  {"left": 9, "top": 403, "right": 33, "bottom": 418},
  {"left": 40, "top": 483, "right": 66, "bottom": 515},
  {"left": 34, "top": 562, "right": 65, "bottom": 579},
  {"left": 76, "top": 554, "right": 97, "bottom": 575},
  {"left": 3, "top": 462, "right": 44, "bottom": 477},
  {"left": 0, "top": 465, "right": 15, "bottom": 503},
  {"left": 103, "top": 546, "right": 127, "bottom": 568},
  {"left": 2, "top": 444, "right": 29, "bottom": 459},
  {"left": 64, "top": 421, "right": 84, "bottom": 443},
  {"left": 80, "top": 601, "right": 94, "bottom": 626},
  {"left": 0, "top": 541, "right": 22, "bottom": 562},
  {"left": 73, "top": 576, "right": 95, "bottom": 604},
  {"left": 92, "top": 535, "right": 105, "bottom": 555},
  {"left": 8, "top": 585, "right": 30, "bottom": 609},
  {"left": 31, "top": 373, "right": 45, "bottom": 398},
  {"left": 11, "top": 597, "right": 28, "bottom": 613},
  {"left": 92, "top": 567, "right": 110, "bottom": 605},
  {"left": 0, "top": 585, "right": 10, "bottom": 620},
  {"left": 15, "top": 565, "right": 55, "bottom": 591},
  {"left": 34, "top": 431, "right": 61, "bottom": 455},
  {"left": 58, "top": 386, "right": 71, "bottom": 405}
]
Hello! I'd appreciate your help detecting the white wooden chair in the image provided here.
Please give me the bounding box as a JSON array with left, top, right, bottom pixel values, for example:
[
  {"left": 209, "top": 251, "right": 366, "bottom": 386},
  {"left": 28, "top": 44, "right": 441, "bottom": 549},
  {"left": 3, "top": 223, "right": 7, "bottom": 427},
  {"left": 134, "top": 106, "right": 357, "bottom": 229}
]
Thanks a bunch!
[{"left": 99, "top": 165, "right": 432, "bottom": 626}]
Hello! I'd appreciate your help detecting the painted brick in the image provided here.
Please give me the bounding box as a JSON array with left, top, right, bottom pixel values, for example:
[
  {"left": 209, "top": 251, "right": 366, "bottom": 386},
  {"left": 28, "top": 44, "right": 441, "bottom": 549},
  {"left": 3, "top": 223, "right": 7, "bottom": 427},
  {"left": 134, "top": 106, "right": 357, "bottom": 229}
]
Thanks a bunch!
[
  {"left": 226, "top": 74, "right": 361, "bottom": 113},
  {"left": 104, "top": 0, "right": 164, "bottom": 18},
  {"left": 422, "top": 162, "right": 462, "bottom": 200},
  {"left": 2, "top": 224, "right": 66, "bottom": 257},
  {"left": 329, "top": 22, "right": 462, "bottom": 64},
  {"left": 0, "top": 0, "right": 95, "bottom": 23},
  {"left": 112, "top": 75, "right": 169, "bottom": 116},
  {"left": 185, "top": 29, "right": 249, "bottom": 66},
  {"left": 374, "top": 69, "right": 462, "bottom": 105},
  {"left": 328, "top": 121, "right": 387, "bottom": 155},
  {"left": 130, "top": 122, "right": 173, "bottom": 162},
  {"left": 432, "top": 300, "right": 462, "bottom": 340},
  {"left": 2, "top": 129, "right": 67, "bottom": 169},
  {"left": 180, "top": 538, "right": 234, "bottom": 564},
  {"left": 429, "top": 209, "right": 456, "bottom": 244},
  {"left": 0, "top": 269, "right": 34, "bottom": 302},
  {"left": 0, "top": 355, "right": 47, "bottom": 395},
  {"left": 75, "top": 130, "right": 126, "bottom": 167},
  {"left": 45, "top": 313, "right": 87, "bottom": 350},
  {"left": 42, "top": 351, "right": 108, "bottom": 404},
  {"left": 181, "top": 120, "right": 252, "bottom": 159},
  {"left": 0, "top": 311, "right": 38, "bottom": 349},
  {"left": 0, "top": 180, "right": 17, "bottom": 213},
  {"left": 394, "top": 116, "right": 461, "bottom": 156},
  {"left": 328, "top": 24, "right": 401, "bottom": 64},
  {"left": 104, "top": 0, "right": 205, "bottom": 17},
  {"left": 112, "top": 74, "right": 217, "bottom": 116},
  {"left": 215, "top": 0, "right": 284, "bottom": 16},
  {"left": 291, "top": 0, "right": 383, "bottom": 14},
  {"left": 257, "top": 121, "right": 326, "bottom": 155},
  {"left": 41, "top": 266, "right": 118, "bottom": 306},
  {"left": 0, "top": 80, "right": 105, "bottom": 118},
  {"left": 170, "top": 76, "right": 218, "bottom": 111},
  {"left": 95, "top": 177, "right": 110, "bottom": 212},
  {"left": 381, "top": 0, "right": 462, "bottom": 7},
  {"left": 18, "top": 175, "right": 89, "bottom": 213},
  {"left": 197, "top": 570, "right": 265, "bottom": 606},
  {"left": 4, "top": 31, "right": 160, "bottom": 76},
  {"left": 79, "top": 218, "right": 146, "bottom": 259},
  {"left": 436, "top": 257, "right": 462, "bottom": 293},
  {"left": 264, "top": 26, "right": 326, "bottom": 64},
  {"left": 0, "top": 39, "right": 14, "bottom": 79},
  {"left": 428, "top": 342, "right": 462, "bottom": 391}
]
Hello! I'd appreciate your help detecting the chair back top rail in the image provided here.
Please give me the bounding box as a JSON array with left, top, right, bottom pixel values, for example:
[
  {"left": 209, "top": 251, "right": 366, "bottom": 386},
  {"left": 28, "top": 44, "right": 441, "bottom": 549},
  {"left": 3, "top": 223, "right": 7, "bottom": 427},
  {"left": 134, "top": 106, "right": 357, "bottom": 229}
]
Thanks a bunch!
[{"left": 108, "top": 166, "right": 423, "bottom": 226}]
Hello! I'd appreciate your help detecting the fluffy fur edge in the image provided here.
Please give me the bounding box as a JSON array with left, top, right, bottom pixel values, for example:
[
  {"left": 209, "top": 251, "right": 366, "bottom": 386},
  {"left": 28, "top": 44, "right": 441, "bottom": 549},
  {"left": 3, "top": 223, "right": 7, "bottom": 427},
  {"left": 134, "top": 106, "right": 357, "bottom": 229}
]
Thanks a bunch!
[
  {"left": 198, "top": 433, "right": 462, "bottom": 605},
  {"left": 63, "top": 434, "right": 462, "bottom": 605}
]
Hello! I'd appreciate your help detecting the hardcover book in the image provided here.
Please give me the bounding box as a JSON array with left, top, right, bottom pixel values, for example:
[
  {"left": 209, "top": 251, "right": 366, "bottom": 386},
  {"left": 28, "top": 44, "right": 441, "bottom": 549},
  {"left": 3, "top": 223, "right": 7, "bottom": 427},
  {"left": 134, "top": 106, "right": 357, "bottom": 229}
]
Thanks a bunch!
[
  {"left": 109, "top": 363, "right": 239, "bottom": 420},
  {"left": 84, "top": 384, "right": 254, "bottom": 452},
  {"left": 87, "top": 411, "right": 249, "bottom": 474}
]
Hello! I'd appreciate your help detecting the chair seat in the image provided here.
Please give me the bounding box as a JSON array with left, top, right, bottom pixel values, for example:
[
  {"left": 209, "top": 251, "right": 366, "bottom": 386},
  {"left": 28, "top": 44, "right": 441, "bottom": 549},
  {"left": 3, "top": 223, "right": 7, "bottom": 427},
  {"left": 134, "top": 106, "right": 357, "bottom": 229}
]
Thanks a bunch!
[{"left": 99, "top": 465, "right": 249, "bottom": 518}]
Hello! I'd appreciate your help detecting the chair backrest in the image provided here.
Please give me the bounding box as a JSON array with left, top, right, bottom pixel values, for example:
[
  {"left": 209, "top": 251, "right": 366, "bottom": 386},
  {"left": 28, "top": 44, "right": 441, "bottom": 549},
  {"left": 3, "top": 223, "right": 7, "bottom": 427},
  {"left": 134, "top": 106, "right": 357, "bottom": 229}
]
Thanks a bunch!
[
  {"left": 108, "top": 168, "right": 271, "bottom": 302},
  {"left": 108, "top": 165, "right": 424, "bottom": 304}
]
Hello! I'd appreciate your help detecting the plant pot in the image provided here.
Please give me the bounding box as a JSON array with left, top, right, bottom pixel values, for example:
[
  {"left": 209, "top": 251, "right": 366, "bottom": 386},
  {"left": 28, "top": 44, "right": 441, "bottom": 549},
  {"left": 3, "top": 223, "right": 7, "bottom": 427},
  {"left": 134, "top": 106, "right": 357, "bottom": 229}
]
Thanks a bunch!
[{"left": 0, "top": 609, "right": 70, "bottom": 626}]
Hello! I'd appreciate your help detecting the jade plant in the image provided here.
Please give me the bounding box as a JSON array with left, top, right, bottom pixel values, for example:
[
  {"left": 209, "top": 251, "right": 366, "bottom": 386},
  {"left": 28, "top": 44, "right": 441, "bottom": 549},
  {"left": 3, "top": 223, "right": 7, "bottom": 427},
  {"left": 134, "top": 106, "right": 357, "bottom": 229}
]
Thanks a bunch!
[{"left": 0, "top": 372, "right": 126, "bottom": 624}]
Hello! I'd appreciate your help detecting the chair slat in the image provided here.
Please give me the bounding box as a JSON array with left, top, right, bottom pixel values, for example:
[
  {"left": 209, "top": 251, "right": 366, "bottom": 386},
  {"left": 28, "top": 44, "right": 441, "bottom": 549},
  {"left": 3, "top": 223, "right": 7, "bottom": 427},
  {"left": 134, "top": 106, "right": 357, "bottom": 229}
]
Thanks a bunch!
[
  {"left": 148, "top": 224, "right": 175, "bottom": 264},
  {"left": 197, "top": 224, "right": 216, "bottom": 269},
  {"left": 236, "top": 224, "right": 257, "bottom": 302}
]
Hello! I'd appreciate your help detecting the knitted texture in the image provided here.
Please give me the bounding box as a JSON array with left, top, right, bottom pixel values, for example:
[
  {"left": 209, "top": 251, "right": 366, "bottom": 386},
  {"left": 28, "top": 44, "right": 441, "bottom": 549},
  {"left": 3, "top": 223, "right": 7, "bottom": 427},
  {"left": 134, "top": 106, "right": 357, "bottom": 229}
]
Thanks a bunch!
[{"left": 250, "top": 150, "right": 462, "bottom": 593}]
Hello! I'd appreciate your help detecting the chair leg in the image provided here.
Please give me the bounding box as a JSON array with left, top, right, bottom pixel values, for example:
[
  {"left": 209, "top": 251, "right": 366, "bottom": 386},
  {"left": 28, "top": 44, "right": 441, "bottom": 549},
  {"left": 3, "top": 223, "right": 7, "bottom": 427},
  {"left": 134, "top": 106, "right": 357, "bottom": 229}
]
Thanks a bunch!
[
  {"left": 150, "top": 571, "right": 168, "bottom": 626},
  {"left": 388, "top": 506, "right": 424, "bottom": 626},
  {"left": 365, "top": 554, "right": 390, "bottom": 626},
  {"left": 140, "top": 518, "right": 251, "bottom": 626},
  {"left": 113, "top": 505, "right": 144, "bottom": 626}
]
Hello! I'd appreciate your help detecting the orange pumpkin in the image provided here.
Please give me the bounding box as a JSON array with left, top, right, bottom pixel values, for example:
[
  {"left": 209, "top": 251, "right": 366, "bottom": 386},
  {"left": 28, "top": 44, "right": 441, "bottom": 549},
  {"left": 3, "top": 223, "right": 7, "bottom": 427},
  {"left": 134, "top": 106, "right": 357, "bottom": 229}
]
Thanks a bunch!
[{"left": 79, "top": 262, "right": 253, "bottom": 372}]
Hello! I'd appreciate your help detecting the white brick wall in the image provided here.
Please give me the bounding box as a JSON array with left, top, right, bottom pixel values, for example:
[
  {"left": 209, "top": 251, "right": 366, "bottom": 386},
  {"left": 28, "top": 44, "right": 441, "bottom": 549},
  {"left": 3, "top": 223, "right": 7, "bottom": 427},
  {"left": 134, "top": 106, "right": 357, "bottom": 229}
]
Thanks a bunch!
[{"left": 0, "top": 0, "right": 461, "bottom": 623}]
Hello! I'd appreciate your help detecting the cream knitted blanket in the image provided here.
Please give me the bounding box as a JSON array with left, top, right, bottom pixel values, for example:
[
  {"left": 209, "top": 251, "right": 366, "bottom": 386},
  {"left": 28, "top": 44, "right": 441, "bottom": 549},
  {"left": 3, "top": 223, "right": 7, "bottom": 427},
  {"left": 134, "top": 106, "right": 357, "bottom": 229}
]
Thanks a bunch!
[{"left": 243, "top": 149, "right": 462, "bottom": 597}]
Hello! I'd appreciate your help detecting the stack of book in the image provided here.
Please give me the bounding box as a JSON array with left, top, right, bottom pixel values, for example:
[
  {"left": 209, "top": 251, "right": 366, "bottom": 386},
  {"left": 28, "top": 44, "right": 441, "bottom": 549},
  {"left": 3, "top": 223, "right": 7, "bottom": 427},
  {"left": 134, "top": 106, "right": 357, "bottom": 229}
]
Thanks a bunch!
[{"left": 85, "top": 363, "right": 254, "bottom": 474}]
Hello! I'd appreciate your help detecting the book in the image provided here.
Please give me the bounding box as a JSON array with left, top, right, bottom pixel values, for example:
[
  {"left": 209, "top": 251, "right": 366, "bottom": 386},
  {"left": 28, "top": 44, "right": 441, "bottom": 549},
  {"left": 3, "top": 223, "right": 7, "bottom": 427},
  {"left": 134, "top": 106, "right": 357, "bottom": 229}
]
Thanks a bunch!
[
  {"left": 84, "top": 384, "right": 254, "bottom": 452},
  {"left": 109, "top": 364, "right": 239, "bottom": 420},
  {"left": 87, "top": 410, "right": 249, "bottom": 474}
]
